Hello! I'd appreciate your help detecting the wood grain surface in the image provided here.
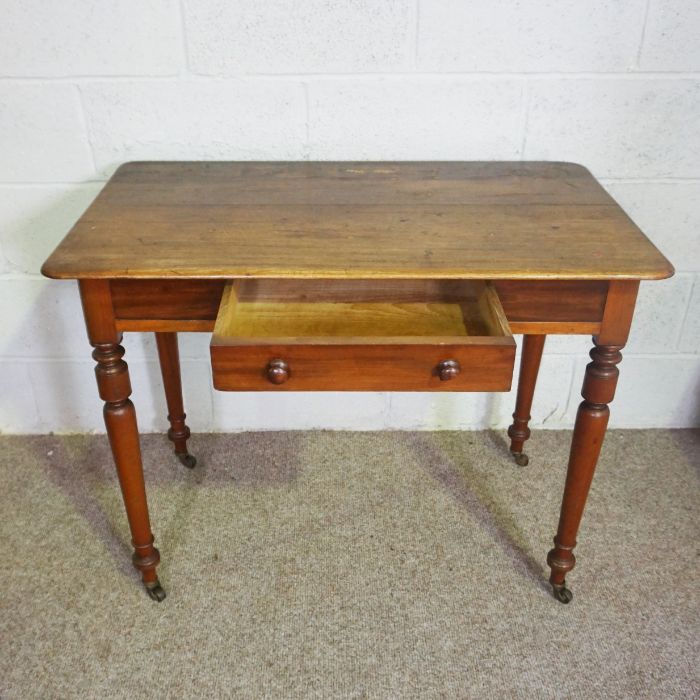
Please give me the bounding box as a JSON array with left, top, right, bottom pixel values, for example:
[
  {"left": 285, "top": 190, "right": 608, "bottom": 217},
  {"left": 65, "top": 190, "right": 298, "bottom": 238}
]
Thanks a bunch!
[
  {"left": 211, "top": 280, "right": 515, "bottom": 391},
  {"left": 42, "top": 161, "right": 673, "bottom": 281}
]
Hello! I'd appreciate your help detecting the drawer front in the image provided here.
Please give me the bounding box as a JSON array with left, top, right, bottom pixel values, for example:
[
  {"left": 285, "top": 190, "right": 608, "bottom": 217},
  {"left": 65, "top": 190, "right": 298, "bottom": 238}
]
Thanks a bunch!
[{"left": 211, "top": 342, "right": 515, "bottom": 392}]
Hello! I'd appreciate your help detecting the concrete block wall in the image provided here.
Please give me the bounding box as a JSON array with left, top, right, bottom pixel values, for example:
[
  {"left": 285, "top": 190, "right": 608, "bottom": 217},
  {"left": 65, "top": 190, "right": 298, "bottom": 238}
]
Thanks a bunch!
[{"left": 0, "top": 0, "right": 698, "bottom": 433}]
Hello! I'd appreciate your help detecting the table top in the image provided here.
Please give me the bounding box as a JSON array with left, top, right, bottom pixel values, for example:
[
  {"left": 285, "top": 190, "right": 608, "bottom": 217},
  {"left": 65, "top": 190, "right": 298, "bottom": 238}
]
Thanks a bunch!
[{"left": 41, "top": 161, "right": 673, "bottom": 281}]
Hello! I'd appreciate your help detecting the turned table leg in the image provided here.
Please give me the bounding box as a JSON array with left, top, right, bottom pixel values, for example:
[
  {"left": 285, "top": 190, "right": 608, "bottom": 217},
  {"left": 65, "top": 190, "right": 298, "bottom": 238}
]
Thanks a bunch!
[
  {"left": 155, "top": 332, "right": 196, "bottom": 469},
  {"left": 80, "top": 280, "right": 165, "bottom": 601},
  {"left": 547, "top": 340, "right": 624, "bottom": 603},
  {"left": 507, "top": 334, "right": 546, "bottom": 466}
]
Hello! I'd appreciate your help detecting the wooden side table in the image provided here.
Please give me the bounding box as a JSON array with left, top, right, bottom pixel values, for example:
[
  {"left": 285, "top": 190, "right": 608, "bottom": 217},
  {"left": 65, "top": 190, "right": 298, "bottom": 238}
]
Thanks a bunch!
[{"left": 41, "top": 161, "right": 673, "bottom": 603}]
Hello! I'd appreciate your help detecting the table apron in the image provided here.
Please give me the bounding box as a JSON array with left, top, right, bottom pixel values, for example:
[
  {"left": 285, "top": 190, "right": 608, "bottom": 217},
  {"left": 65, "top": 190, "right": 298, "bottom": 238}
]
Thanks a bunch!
[{"left": 109, "top": 278, "right": 609, "bottom": 335}]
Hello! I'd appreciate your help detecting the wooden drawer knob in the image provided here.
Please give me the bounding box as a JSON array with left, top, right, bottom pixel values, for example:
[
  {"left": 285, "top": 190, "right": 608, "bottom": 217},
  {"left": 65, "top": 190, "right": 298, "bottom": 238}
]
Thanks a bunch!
[
  {"left": 437, "top": 359, "right": 461, "bottom": 381},
  {"left": 266, "top": 359, "right": 289, "bottom": 384}
]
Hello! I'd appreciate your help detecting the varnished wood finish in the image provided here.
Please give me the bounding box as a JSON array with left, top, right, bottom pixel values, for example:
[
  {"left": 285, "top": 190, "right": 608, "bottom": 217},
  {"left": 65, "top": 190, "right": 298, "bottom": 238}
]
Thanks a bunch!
[
  {"left": 211, "top": 280, "right": 515, "bottom": 391},
  {"left": 213, "top": 343, "right": 516, "bottom": 392},
  {"left": 118, "top": 319, "right": 213, "bottom": 332},
  {"left": 110, "top": 279, "right": 610, "bottom": 335},
  {"left": 232, "top": 279, "right": 494, "bottom": 304},
  {"left": 79, "top": 278, "right": 116, "bottom": 340},
  {"left": 546, "top": 278, "right": 638, "bottom": 599},
  {"left": 111, "top": 279, "right": 225, "bottom": 321},
  {"left": 42, "top": 162, "right": 673, "bottom": 281},
  {"left": 494, "top": 280, "right": 608, "bottom": 324},
  {"left": 598, "top": 280, "right": 640, "bottom": 345},
  {"left": 437, "top": 359, "right": 461, "bottom": 381},
  {"left": 266, "top": 359, "right": 290, "bottom": 385},
  {"left": 509, "top": 321, "right": 599, "bottom": 335},
  {"left": 155, "top": 332, "right": 191, "bottom": 457},
  {"left": 79, "top": 280, "right": 162, "bottom": 592},
  {"left": 508, "top": 334, "right": 546, "bottom": 457},
  {"left": 42, "top": 161, "right": 674, "bottom": 603},
  {"left": 110, "top": 278, "right": 609, "bottom": 337},
  {"left": 547, "top": 341, "right": 624, "bottom": 594},
  {"left": 213, "top": 279, "right": 512, "bottom": 340}
]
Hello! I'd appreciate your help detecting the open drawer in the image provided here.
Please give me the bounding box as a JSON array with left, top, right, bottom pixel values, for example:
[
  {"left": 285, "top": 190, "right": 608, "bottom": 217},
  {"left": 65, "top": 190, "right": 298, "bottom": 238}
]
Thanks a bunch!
[{"left": 210, "top": 280, "right": 515, "bottom": 391}]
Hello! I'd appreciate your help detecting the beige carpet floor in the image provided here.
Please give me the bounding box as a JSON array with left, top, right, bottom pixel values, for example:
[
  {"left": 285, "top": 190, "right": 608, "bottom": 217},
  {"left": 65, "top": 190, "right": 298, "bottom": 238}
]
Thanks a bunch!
[{"left": 0, "top": 429, "right": 698, "bottom": 699}]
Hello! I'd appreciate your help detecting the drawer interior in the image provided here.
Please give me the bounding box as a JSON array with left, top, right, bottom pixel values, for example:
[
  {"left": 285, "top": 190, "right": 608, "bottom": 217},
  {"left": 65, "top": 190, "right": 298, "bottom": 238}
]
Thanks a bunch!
[{"left": 212, "top": 279, "right": 513, "bottom": 346}]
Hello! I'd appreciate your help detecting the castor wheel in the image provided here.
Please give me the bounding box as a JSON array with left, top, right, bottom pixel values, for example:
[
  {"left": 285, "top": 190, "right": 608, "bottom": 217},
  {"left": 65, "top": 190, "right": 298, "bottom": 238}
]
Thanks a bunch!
[
  {"left": 177, "top": 452, "right": 197, "bottom": 469},
  {"left": 145, "top": 581, "right": 167, "bottom": 602},
  {"left": 552, "top": 584, "right": 573, "bottom": 604},
  {"left": 511, "top": 451, "right": 529, "bottom": 467}
]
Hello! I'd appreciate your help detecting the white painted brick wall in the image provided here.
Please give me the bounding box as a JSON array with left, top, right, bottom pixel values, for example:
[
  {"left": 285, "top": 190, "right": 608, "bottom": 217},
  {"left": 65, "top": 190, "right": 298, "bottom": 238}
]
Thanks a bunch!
[
  {"left": 0, "top": 84, "right": 94, "bottom": 182},
  {"left": 0, "top": 1, "right": 698, "bottom": 433},
  {"left": 184, "top": 0, "right": 415, "bottom": 74},
  {"left": 639, "top": 0, "right": 700, "bottom": 71},
  {"left": 307, "top": 78, "right": 525, "bottom": 159},
  {"left": 0, "top": 1, "right": 183, "bottom": 77},
  {"left": 602, "top": 182, "right": 700, "bottom": 272},
  {"left": 0, "top": 185, "right": 102, "bottom": 273},
  {"left": 81, "top": 80, "right": 308, "bottom": 176},
  {"left": 524, "top": 79, "right": 700, "bottom": 178},
  {"left": 417, "top": 1, "right": 647, "bottom": 72}
]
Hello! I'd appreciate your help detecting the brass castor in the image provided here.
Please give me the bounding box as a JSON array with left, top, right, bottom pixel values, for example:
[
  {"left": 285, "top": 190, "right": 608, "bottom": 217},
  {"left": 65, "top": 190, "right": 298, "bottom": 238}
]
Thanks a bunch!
[
  {"left": 511, "top": 451, "right": 529, "bottom": 467},
  {"left": 552, "top": 583, "right": 573, "bottom": 604},
  {"left": 145, "top": 580, "right": 167, "bottom": 602},
  {"left": 177, "top": 452, "right": 197, "bottom": 469}
]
